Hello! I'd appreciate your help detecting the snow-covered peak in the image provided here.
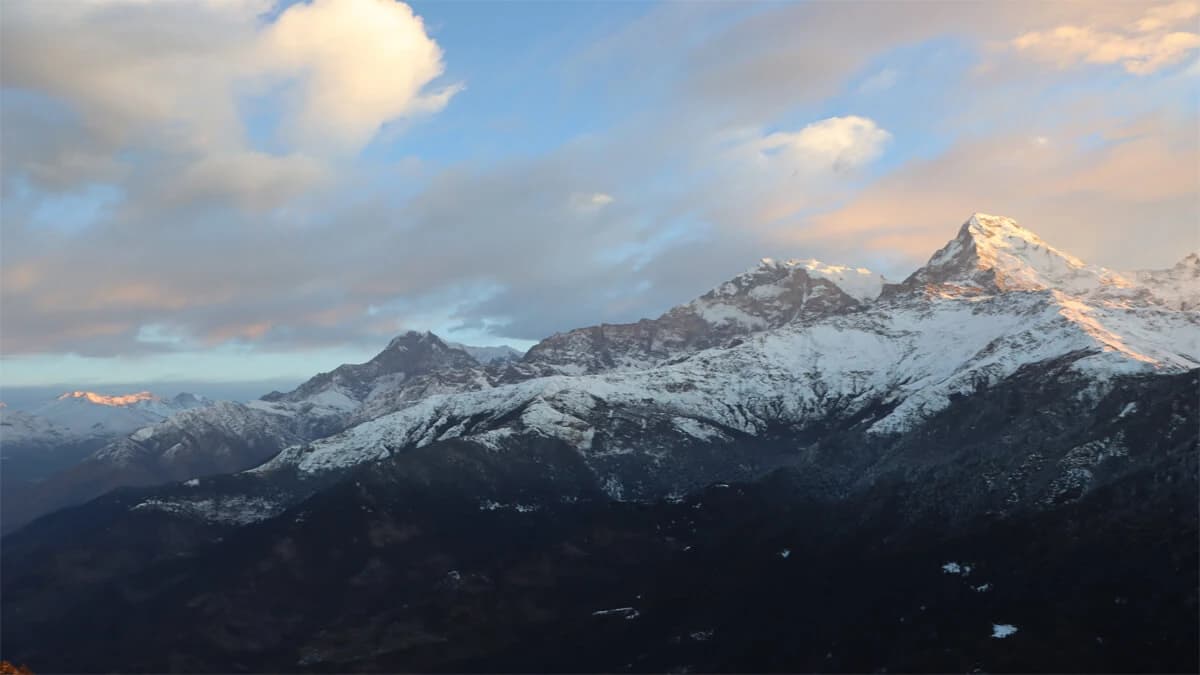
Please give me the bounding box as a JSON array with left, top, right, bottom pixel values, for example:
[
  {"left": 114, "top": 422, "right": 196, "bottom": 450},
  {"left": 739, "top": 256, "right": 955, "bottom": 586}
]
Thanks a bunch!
[
  {"left": 1130, "top": 251, "right": 1200, "bottom": 311},
  {"left": 903, "top": 213, "right": 1134, "bottom": 297},
  {"left": 261, "top": 329, "right": 484, "bottom": 418},
  {"left": 56, "top": 390, "right": 159, "bottom": 407},
  {"left": 16, "top": 389, "right": 210, "bottom": 438},
  {"left": 383, "top": 330, "right": 443, "bottom": 352},
  {"left": 758, "top": 257, "right": 886, "bottom": 302}
]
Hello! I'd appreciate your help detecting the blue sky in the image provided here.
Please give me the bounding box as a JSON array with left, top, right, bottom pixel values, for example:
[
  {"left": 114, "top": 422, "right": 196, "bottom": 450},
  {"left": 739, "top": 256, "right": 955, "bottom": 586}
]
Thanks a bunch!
[{"left": 1, "top": 0, "right": 1197, "bottom": 394}]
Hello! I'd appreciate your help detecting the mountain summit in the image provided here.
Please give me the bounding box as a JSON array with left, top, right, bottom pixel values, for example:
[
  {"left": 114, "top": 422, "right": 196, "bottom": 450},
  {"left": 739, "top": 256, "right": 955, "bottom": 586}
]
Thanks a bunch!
[{"left": 900, "top": 213, "right": 1134, "bottom": 295}]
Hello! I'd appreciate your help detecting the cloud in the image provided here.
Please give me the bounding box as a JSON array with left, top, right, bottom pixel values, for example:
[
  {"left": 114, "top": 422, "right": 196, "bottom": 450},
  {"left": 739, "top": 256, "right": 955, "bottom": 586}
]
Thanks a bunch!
[
  {"left": 0, "top": 0, "right": 458, "bottom": 196},
  {"left": 257, "top": 0, "right": 460, "bottom": 153},
  {"left": 1011, "top": 2, "right": 1200, "bottom": 74},
  {"left": 167, "top": 152, "right": 331, "bottom": 212},
  {"left": 756, "top": 116, "right": 891, "bottom": 173}
]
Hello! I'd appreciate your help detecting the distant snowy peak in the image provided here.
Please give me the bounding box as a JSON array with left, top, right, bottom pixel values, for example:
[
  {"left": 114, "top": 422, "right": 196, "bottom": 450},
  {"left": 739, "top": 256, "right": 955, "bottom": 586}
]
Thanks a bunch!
[
  {"left": 14, "top": 390, "right": 210, "bottom": 439},
  {"left": 901, "top": 213, "right": 1132, "bottom": 297},
  {"left": 446, "top": 342, "right": 525, "bottom": 365},
  {"left": 1132, "top": 252, "right": 1200, "bottom": 311},
  {"left": 56, "top": 391, "right": 159, "bottom": 406},
  {"left": 756, "top": 257, "right": 887, "bottom": 303}
]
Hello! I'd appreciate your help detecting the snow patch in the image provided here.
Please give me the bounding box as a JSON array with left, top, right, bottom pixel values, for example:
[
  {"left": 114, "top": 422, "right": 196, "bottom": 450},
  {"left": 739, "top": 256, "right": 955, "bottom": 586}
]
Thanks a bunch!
[
  {"left": 992, "top": 624, "right": 1019, "bottom": 639},
  {"left": 942, "top": 562, "right": 973, "bottom": 575}
]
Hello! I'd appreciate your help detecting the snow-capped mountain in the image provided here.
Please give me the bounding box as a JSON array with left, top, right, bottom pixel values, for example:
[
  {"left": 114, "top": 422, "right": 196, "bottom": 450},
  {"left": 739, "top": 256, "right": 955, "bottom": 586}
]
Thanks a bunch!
[
  {"left": 446, "top": 341, "right": 525, "bottom": 364},
  {"left": 9, "top": 213, "right": 1198, "bottom": 532},
  {"left": 249, "top": 214, "right": 1196, "bottom": 489},
  {"left": 1131, "top": 251, "right": 1200, "bottom": 311},
  {"left": 22, "top": 391, "right": 211, "bottom": 438},
  {"left": 0, "top": 390, "right": 210, "bottom": 450},
  {"left": 5, "top": 213, "right": 1197, "bottom": 672},
  {"left": 515, "top": 256, "right": 885, "bottom": 378},
  {"left": 0, "top": 390, "right": 212, "bottom": 529},
  {"left": 3, "top": 334, "right": 502, "bottom": 531},
  {"left": 258, "top": 331, "right": 502, "bottom": 429}
]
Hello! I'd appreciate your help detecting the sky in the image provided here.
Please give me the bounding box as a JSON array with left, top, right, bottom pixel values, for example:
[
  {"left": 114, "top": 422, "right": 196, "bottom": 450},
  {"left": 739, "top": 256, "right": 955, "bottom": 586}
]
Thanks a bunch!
[{"left": 1, "top": 0, "right": 1198, "bottom": 395}]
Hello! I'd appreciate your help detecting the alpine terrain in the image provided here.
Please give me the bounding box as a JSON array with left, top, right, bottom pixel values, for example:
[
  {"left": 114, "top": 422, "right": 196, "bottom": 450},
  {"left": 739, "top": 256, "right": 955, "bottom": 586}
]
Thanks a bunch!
[{"left": 2, "top": 214, "right": 1197, "bottom": 673}]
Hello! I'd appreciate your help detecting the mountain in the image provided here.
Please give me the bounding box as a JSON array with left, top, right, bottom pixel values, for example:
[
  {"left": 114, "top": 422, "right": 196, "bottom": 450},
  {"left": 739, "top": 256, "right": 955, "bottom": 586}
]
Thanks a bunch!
[
  {"left": 514, "top": 257, "right": 884, "bottom": 377},
  {"left": 1, "top": 333, "right": 499, "bottom": 532},
  {"left": 0, "top": 391, "right": 210, "bottom": 532},
  {"left": 1, "top": 390, "right": 209, "bottom": 444},
  {"left": 0, "top": 405, "right": 92, "bottom": 488},
  {"left": 3, "top": 213, "right": 1197, "bottom": 672},
  {"left": 1131, "top": 251, "right": 1200, "bottom": 310},
  {"left": 242, "top": 214, "right": 1195, "bottom": 501},
  {"left": 1, "top": 260, "right": 895, "bottom": 532},
  {"left": 0, "top": 391, "right": 209, "bottom": 488},
  {"left": 445, "top": 341, "right": 525, "bottom": 364},
  {"left": 0, "top": 403, "right": 72, "bottom": 447}
]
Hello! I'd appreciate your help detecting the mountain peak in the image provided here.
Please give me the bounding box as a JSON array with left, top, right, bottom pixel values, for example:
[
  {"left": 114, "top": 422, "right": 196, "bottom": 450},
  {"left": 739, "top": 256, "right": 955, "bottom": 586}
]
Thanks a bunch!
[
  {"left": 902, "top": 213, "right": 1113, "bottom": 295},
  {"left": 56, "top": 391, "right": 159, "bottom": 407},
  {"left": 757, "top": 257, "right": 885, "bottom": 302},
  {"left": 383, "top": 330, "right": 443, "bottom": 352}
]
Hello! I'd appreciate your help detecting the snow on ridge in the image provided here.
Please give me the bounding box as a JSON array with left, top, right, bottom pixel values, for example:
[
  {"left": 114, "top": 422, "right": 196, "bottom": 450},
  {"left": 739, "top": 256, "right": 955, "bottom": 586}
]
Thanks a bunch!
[
  {"left": 758, "top": 257, "right": 886, "bottom": 302},
  {"left": 253, "top": 284, "right": 1198, "bottom": 477},
  {"left": 14, "top": 389, "right": 211, "bottom": 439},
  {"left": 964, "top": 213, "right": 1100, "bottom": 291},
  {"left": 1129, "top": 251, "right": 1200, "bottom": 311},
  {"left": 446, "top": 341, "right": 525, "bottom": 364}
]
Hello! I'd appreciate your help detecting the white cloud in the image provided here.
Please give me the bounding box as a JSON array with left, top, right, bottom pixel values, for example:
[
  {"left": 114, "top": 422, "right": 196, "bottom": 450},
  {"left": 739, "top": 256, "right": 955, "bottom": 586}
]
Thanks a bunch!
[
  {"left": 0, "top": 0, "right": 459, "bottom": 196},
  {"left": 1011, "top": 2, "right": 1200, "bottom": 75},
  {"left": 257, "top": 0, "right": 460, "bottom": 153},
  {"left": 756, "top": 116, "right": 892, "bottom": 173}
]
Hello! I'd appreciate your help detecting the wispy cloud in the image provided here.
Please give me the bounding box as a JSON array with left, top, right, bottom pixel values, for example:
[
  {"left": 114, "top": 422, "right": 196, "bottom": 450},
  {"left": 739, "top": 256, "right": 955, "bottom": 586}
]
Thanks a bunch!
[{"left": 1011, "top": 1, "right": 1200, "bottom": 74}]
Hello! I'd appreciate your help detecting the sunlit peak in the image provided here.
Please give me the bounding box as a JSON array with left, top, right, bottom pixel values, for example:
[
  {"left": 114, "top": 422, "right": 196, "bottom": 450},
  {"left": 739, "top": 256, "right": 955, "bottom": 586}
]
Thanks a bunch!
[{"left": 57, "top": 391, "right": 158, "bottom": 407}]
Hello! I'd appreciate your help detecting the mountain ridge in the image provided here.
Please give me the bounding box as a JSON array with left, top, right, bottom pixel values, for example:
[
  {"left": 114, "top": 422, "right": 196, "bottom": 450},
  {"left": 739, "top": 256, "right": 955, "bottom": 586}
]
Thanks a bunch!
[
  {"left": 5, "top": 213, "right": 1196, "bottom": 533},
  {"left": 3, "top": 212, "right": 1197, "bottom": 672}
]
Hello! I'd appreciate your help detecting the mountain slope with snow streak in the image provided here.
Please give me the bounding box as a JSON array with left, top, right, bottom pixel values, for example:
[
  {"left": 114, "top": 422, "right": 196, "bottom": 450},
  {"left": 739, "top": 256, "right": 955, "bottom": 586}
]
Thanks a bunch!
[{"left": 259, "top": 270, "right": 1197, "bottom": 479}]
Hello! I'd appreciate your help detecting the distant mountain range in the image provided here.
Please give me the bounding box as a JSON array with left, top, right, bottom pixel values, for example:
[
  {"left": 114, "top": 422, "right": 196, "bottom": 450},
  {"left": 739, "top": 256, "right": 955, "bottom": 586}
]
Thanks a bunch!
[
  {"left": 0, "top": 391, "right": 210, "bottom": 493},
  {"left": 3, "top": 214, "right": 1197, "bottom": 672},
  {"left": 2, "top": 391, "right": 210, "bottom": 441}
]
